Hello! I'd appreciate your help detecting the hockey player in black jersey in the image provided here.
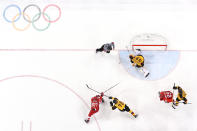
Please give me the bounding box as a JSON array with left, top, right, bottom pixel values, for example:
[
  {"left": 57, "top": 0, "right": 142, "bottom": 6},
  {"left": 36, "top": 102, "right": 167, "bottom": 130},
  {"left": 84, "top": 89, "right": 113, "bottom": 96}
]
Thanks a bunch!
[
  {"left": 96, "top": 42, "right": 115, "bottom": 53},
  {"left": 173, "top": 85, "right": 188, "bottom": 106},
  {"left": 109, "top": 97, "right": 138, "bottom": 118}
]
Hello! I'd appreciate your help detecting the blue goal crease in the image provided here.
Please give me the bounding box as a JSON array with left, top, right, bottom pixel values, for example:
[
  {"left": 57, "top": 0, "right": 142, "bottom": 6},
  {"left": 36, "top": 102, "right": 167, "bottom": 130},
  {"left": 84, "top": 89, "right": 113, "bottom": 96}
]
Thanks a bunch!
[{"left": 119, "top": 50, "right": 180, "bottom": 81}]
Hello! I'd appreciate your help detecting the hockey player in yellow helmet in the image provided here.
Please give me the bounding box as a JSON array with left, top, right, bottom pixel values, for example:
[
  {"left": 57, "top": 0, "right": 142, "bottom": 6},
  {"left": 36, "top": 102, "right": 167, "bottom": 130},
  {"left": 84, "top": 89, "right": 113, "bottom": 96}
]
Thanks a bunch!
[
  {"left": 173, "top": 85, "right": 187, "bottom": 106},
  {"left": 129, "top": 49, "right": 149, "bottom": 78},
  {"left": 129, "top": 54, "right": 144, "bottom": 68},
  {"left": 108, "top": 97, "right": 138, "bottom": 118}
]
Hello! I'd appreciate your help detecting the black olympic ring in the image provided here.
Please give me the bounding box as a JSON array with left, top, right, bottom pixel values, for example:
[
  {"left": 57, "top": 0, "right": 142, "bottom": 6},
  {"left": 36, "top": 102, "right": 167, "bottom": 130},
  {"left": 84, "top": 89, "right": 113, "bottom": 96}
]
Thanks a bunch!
[{"left": 23, "top": 4, "right": 41, "bottom": 23}]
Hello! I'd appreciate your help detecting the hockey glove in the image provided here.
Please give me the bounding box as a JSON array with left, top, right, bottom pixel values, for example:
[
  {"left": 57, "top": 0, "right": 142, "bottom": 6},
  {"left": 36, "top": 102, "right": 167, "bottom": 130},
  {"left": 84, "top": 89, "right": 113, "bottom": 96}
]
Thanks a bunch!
[
  {"left": 136, "top": 49, "right": 141, "bottom": 52},
  {"left": 110, "top": 101, "right": 113, "bottom": 106},
  {"left": 109, "top": 96, "right": 113, "bottom": 99},
  {"left": 101, "top": 92, "right": 104, "bottom": 97}
]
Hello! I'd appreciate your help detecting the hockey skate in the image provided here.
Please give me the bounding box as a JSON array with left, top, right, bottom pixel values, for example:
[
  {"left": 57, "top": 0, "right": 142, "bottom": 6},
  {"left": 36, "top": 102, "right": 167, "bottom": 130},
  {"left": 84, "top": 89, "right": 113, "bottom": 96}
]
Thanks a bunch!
[
  {"left": 84, "top": 119, "right": 90, "bottom": 123},
  {"left": 134, "top": 114, "right": 138, "bottom": 118},
  {"left": 102, "top": 98, "right": 105, "bottom": 103}
]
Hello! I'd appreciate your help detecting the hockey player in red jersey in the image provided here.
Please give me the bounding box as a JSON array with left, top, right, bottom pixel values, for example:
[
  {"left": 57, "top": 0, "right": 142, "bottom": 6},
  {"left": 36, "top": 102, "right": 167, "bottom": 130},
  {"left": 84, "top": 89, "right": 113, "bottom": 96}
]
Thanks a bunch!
[
  {"left": 159, "top": 91, "right": 173, "bottom": 103},
  {"left": 85, "top": 92, "right": 104, "bottom": 123}
]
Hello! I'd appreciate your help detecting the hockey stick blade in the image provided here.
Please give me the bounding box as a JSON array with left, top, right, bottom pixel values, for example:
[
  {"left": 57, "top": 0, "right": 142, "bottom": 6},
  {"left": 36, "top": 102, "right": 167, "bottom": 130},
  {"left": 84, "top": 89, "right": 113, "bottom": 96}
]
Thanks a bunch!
[
  {"left": 86, "top": 84, "right": 100, "bottom": 94},
  {"left": 86, "top": 84, "right": 110, "bottom": 97}
]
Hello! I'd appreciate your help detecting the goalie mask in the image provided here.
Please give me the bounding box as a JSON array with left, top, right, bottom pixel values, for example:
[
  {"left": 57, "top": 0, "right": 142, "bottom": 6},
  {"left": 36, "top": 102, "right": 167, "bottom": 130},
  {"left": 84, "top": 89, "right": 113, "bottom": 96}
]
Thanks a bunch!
[{"left": 129, "top": 54, "right": 134, "bottom": 59}]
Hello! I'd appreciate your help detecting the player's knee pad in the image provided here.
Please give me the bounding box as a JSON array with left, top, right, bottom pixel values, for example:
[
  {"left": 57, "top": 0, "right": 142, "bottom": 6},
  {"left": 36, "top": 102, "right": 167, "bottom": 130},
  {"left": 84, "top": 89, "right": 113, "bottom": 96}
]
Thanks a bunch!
[{"left": 176, "top": 97, "right": 181, "bottom": 102}]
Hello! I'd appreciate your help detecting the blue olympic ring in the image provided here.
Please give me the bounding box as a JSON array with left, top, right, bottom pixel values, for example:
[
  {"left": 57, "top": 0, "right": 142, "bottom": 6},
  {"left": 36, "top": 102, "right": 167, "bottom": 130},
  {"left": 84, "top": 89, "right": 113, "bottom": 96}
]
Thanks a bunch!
[{"left": 3, "top": 4, "right": 21, "bottom": 23}]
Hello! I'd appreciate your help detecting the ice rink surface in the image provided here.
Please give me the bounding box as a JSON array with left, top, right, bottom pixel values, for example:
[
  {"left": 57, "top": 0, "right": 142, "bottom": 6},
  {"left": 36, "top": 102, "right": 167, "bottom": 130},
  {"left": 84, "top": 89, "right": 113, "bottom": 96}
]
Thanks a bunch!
[{"left": 0, "top": 0, "right": 197, "bottom": 131}]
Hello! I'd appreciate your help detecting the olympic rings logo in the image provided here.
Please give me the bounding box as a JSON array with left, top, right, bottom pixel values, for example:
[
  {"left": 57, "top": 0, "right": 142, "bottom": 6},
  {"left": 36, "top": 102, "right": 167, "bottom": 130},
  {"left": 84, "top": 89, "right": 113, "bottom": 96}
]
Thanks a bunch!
[{"left": 3, "top": 4, "right": 61, "bottom": 31}]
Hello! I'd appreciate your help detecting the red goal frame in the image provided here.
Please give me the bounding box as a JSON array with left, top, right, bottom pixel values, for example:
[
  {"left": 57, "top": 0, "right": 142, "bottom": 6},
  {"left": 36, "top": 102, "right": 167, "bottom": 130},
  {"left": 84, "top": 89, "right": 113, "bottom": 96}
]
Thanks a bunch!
[{"left": 132, "top": 44, "right": 168, "bottom": 51}]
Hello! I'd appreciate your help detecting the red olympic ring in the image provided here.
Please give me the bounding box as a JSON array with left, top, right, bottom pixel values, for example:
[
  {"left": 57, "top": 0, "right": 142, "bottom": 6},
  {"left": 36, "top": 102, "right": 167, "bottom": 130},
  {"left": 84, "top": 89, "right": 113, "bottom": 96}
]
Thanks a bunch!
[{"left": 43, "top": 4, "right": 61, "bottom": 23}]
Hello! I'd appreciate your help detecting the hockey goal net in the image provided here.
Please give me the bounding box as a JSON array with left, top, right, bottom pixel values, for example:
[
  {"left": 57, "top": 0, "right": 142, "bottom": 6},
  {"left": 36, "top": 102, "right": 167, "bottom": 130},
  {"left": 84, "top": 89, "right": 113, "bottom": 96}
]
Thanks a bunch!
[{"left": 131, "top": 34, "right": 168, "bottom": 51}]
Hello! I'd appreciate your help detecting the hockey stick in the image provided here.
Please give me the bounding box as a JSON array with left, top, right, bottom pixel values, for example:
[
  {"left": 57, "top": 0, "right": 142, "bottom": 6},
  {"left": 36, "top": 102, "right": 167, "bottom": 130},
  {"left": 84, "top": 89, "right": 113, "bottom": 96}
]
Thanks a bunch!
[
  {"left": 86, "top": 84, "right": 100, "bottom": 94},
  {"left": 86, "top": 84, "right": 110, "bottom": 97},
  {"left": 172, "top": 102, "right": 192, "bottom": 109},
  {"left": 179, "top": 102, "right": 192, "bottom": 104},
  {"left": 172, "top": 83, "right": 176, "bottom": 109},
  {"left": 103, "top": 82, "right": 120, "bottom": 93}
]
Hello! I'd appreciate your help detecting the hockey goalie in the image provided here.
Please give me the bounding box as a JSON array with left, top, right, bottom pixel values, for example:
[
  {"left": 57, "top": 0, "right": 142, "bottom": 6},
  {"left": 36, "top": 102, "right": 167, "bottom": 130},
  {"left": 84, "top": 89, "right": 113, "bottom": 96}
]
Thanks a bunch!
[
  {"left": 159, "top": 91, "right": 173, "bottom": 103},
  {"left": 129, "top": 49, "right": 150, "bottom": 78}
]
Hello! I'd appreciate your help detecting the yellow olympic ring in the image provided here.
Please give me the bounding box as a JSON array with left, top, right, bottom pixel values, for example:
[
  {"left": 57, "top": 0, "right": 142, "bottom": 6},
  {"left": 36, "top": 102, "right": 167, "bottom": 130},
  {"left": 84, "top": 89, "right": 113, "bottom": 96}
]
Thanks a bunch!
[{"left": 12, "top": 13, "right": 31, "bottom": 31}]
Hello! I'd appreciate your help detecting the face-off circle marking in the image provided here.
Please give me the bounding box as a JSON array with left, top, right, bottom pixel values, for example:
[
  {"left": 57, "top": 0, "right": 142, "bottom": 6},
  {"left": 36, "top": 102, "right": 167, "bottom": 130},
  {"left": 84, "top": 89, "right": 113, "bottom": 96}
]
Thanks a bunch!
[
  {"left": 3, "top": 4, "right": 21, "bottom": 23},
  {"left": 23, "top": 4, "right": 41, "bottom": 23},
  {"left": 43, "top": 4, "right": 61, "bottom": 23},
  {"left": 32, "top": 12, "right": 51, "bottom": 31},
  {"left": 12, "top": 13, "right": 31, "bottom": 31}
]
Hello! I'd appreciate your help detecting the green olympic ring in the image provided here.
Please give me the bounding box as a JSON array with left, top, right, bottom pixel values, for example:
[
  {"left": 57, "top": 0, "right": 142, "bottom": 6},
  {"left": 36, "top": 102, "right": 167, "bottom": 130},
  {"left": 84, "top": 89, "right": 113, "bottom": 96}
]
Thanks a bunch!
[{"left": 32, "top": 12, "right": 51, "bottom": 31}]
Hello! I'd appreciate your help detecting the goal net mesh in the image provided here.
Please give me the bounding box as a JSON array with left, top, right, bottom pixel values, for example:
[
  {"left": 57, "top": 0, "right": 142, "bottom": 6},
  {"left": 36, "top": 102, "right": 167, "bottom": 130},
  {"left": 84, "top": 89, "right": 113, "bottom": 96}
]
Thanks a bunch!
[{"left": 130, "top": 34, "right": 168, "bottom": 51}]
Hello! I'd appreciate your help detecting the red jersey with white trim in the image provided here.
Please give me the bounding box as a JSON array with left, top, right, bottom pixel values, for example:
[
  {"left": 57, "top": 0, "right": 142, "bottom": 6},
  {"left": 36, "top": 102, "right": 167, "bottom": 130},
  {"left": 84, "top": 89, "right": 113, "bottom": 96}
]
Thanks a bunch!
[
  {"left": 160, "top": 91, "right": 173, "bottom": 103},
  {"left": 91, "top": 95, "right": 103, "bottom": 111}
]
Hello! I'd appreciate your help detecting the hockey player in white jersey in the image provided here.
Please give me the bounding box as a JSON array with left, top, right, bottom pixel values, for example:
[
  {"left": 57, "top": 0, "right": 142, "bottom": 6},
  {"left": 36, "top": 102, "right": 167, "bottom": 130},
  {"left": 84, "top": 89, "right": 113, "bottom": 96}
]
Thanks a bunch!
[{"left": 96, "top": 42, "right": 115, "bottom": 53}]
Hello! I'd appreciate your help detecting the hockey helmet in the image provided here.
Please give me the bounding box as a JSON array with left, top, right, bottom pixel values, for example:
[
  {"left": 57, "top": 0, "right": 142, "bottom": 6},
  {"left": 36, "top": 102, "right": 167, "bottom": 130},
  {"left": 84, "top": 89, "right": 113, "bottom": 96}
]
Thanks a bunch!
[
  {"left": 129, "top": 54, "right": 134, "bottom": 59},
  {"left": 173, "top": 86, "right": 179, "bottom": 90},
  {"left": 101, "top": 92, "right": 104, "bottom": 97},
  {"left": 113, "top": 98, "right": 118, "bottom": 104},
  {"left": 111, "top": 42, "right": 114, "bottom": 45}
]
